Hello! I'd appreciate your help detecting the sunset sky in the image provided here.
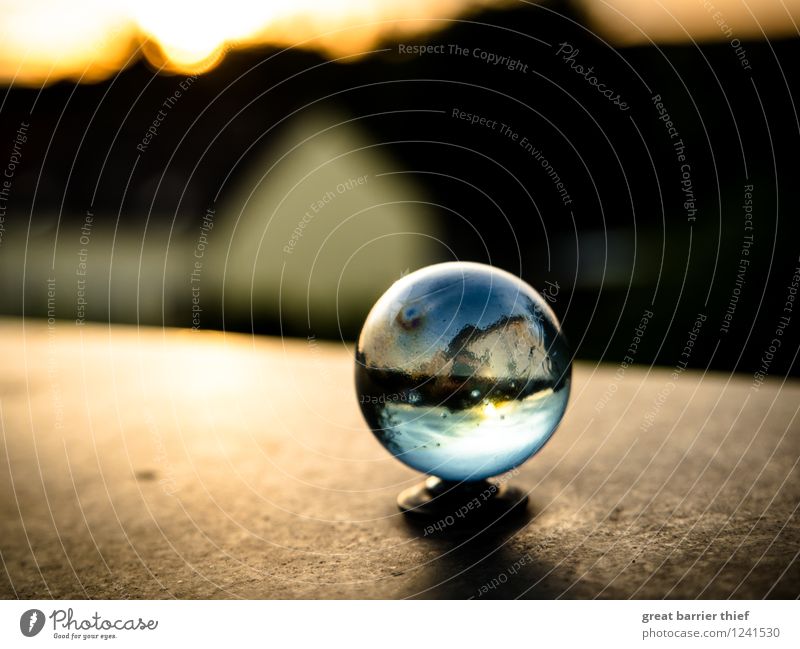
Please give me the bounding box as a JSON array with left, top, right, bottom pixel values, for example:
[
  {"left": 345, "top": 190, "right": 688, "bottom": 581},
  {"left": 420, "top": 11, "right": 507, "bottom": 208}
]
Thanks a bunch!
[{"left": 0, "top": 0, "right": 797, "bottom": 85}]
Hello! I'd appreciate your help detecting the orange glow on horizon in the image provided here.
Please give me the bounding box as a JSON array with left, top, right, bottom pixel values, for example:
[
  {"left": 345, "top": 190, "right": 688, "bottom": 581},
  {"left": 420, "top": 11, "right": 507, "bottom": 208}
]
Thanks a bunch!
[
  {"left": 581, "top": 0, "right": 800, "bottom": 46},
  {"left": 0, "top": 0, "right": 506, "bottom": 85},
  {"left": 1, "top": 0, "right": 798, "bottom": 86}
]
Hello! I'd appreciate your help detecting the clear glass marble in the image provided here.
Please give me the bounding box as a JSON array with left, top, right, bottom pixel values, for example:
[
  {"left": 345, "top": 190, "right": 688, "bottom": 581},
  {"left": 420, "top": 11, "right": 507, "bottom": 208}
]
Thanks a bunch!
[{"left": 355, "top": 262, "right": 571, "bottom": 481}]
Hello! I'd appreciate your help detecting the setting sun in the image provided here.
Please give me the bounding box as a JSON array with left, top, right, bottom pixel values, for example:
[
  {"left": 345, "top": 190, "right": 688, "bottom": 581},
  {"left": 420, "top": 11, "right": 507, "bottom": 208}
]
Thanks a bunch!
[{"left": 0, "top": 0, "right": 504, "bottom": 84}]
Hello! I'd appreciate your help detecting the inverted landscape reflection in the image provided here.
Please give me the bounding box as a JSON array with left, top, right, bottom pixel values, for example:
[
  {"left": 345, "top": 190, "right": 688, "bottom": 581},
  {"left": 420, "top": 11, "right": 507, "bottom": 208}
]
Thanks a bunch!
[{"left": 356, "top": 262, "right": 571, "bottom": 481}]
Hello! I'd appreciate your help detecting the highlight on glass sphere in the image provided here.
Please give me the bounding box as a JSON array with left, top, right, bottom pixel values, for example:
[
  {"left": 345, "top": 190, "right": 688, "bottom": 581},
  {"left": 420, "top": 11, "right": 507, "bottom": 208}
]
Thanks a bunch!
[{"left": 355, "top": 261, "right": 571, "bottom": 482}]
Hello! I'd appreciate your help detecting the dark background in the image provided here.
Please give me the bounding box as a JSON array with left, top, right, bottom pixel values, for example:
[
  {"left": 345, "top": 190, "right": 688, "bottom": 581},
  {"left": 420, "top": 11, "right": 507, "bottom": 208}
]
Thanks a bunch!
[{"left": 0, "top": 0, "right": 798, "bottom": 377}]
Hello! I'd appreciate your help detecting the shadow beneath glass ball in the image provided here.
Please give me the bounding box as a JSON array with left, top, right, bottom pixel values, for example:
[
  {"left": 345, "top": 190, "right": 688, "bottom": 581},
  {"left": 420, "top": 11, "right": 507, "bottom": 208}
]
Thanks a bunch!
[{"left": 398, "top": 487, "right": 565, "bottom": 599}]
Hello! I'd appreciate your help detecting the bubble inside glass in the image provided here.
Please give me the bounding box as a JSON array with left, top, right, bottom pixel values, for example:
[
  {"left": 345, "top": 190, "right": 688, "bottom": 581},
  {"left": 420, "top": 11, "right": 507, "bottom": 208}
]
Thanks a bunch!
[{"left": 355, "top": 262, "right": 571, "bottom": 482}]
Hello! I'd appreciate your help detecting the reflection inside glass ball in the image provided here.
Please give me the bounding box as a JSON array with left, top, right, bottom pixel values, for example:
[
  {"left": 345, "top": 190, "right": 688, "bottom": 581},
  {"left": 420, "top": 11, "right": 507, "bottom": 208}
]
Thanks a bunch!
[{"left": 355, "top": 261, "right": 571, "bottom": 482}]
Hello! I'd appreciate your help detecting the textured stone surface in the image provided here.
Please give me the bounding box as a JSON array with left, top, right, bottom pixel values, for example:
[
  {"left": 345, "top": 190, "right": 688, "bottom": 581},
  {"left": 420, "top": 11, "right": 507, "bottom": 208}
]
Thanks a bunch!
[{"left": 1, "top": 318, "right": 798, "bottom": 599}]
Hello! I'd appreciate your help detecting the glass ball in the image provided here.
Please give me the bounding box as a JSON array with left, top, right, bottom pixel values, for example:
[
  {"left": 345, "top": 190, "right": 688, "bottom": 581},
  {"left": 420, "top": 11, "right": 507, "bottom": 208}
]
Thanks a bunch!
[{"left": 355, "top": 261, "right": 571, "bottom": 481}]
